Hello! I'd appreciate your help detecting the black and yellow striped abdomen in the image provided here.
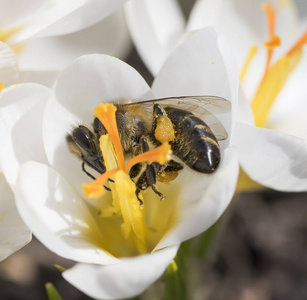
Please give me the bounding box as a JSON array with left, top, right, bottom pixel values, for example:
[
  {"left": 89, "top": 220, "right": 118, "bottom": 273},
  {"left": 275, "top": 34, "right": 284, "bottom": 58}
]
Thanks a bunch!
[{"left": 164, "top": 106, "right": 220, "bottom": 174}]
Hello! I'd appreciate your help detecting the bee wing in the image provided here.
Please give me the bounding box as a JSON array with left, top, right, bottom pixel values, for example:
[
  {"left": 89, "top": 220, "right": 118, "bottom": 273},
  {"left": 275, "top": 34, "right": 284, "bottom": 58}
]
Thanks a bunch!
[
  {"left": 124, "top": 96, "right": 230, "bottom": 141},
  {"left": 141, "top": 96, "right": 230, "bottom": 140},
  {"left": 131, "top": 95, "right": 231, "bottom": 114},
  {"left": 198, "top": 109, "right": 229, "bottom": 141}
]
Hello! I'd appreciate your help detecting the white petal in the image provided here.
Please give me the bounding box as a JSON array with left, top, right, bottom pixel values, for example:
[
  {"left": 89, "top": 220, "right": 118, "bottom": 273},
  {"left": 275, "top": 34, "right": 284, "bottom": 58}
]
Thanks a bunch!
[
  {"left": 35, "top": 0, "right": 128, "bottom": 37},
  {"left": 187, "top": 0, "right": 259, "bottom": 70},
  {"left": 236, "top": 87, "right": 254, "bottom": 126},
  {"left": 152, "top": 27, "right": 239, "bottom": 148},
  {"left": 7, "top": 0, "right": 88, "bottom": 44},
  {"left": 63, "top": 245, "right": 178, "bottom": 299},
  {"left": 0, "top": 42, "right": 18, "bottom": 85},
  {"left": 16, "top": 8, "right": 132, "bottom": 72},
  {"left": 234, "top": 122, "right": 307, "bottom": 191},
  {"left": 16, "top": 70, "right": 59, "bottom": 87},
  {"left": 0, "top": 83, "right": 50, "bottom": 187},
  {"left": 125, "top": 0, "right": 185, "bottom": 75},
  {"left": 0, "top": 174, "right": 31, "bottom": 261},
  {"left": 16, "top": 161, "right": 119, "bottom": 265},
  {"left": 0, "top": 0, "right": 47, "bottom": 27},
  {"left": 43, "top": 54, "right": 153, "bottom": 194},
  {"left": 155, "top": 147, "right": 238, "bottom": 250}
]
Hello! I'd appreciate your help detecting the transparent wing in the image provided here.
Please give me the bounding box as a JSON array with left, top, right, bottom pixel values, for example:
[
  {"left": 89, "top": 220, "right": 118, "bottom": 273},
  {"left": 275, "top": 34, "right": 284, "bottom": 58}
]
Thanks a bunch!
[{"left": 126, "top": 96, "right": 231, "bottom": 141}]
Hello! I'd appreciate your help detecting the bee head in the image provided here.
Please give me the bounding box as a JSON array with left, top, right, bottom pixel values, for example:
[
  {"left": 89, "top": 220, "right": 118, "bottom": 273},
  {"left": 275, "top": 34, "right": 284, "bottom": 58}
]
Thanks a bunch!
[{"left": 66, "top": 125, "right": 106, "bottom": 174}]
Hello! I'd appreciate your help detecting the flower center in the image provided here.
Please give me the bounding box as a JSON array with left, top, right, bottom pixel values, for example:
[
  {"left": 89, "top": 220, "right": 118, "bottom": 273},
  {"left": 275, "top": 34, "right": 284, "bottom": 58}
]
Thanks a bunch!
[
  {"left": 241, "top": 3, "right": 307, "bottom": 127},
  {"left": 82, "top": 103, "right": 176, "bottom": 255}
]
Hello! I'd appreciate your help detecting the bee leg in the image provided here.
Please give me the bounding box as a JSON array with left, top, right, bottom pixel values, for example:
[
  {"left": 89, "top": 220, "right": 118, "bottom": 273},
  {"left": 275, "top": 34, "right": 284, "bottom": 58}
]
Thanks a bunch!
[
  {"left": 140, "top": 137, "right": 166, "bottom": 200},
  {"left": 145, "top": 162, "right": 165, "bottom": 200},
  {"left": 82, "top": 161, "right": 96, "bottom": 180},
  {"left": 135, "top": 188, "right": 144, "bottom": 207},
  {"left": 82, "top": 162, "right": 111, "bottom": 192},
  {"left": 104, "top": 185, "right": 111, "bottom": 192}
]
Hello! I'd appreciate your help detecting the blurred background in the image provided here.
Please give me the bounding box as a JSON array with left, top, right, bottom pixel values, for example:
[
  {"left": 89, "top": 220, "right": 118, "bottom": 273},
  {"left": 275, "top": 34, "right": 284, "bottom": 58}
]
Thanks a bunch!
[{"left": 1, "top": 1, "right": 307, "bottom": 299}]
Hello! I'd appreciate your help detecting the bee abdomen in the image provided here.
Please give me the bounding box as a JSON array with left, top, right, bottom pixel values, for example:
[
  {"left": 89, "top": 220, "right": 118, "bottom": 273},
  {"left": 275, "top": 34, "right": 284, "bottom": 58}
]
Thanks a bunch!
[{"left": 164, "top": 107, "right": 221, "bottom": 174}]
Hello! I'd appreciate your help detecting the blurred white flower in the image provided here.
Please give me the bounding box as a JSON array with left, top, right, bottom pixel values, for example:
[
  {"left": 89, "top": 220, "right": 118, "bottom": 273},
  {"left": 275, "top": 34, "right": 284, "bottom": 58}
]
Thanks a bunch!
[
  {"left": 189, "top": 0, "right": 307, "bottom": 191},
  {"left": 0, "top": 28, "right": 239, "bottom": 298},
  {"left": 125, "top": 0, "right": 307, "bottom": 191},
  {"left": 0, "top": 0, "right": 131, "bottom": 86}
]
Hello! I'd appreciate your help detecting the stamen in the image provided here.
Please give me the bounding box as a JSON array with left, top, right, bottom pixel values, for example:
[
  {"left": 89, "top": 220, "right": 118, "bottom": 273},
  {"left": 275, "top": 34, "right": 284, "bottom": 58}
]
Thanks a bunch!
[
  {"left": 124, "top": 143, "right": 172, "bottom": 173},
  {"left": 94, "top": 103, "right": 125, "bottom": 170},
  {"left": 240, "top": 46, "right": 258, "bottom": 82}
]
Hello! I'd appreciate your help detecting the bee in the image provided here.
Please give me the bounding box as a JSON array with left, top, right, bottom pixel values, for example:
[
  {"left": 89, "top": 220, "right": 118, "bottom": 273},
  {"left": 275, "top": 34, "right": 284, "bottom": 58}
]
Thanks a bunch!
[{"left": 66, "top": 96, "right": 230, "bottom": 202}]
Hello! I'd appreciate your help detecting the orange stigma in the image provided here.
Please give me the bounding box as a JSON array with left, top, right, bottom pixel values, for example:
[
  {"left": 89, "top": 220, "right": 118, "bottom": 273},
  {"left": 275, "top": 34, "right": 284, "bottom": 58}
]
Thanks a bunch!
[
  {"left": 94, "top": 103, "right": 125, "bottom": 170},
  {"left": 261, "top": 3, "right": 280, "bottom": 76}
]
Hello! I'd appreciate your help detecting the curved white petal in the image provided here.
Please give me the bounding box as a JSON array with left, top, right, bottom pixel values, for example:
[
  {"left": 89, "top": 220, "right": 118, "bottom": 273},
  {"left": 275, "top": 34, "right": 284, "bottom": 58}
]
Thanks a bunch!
[
  {"left": 125, "top": 0, "right": 185, "bottom": 75},
  {"left": 43, "top": 54, "right": 153, "bottom": 194},
  {"left": 16, "top": 161, "right": 119, "bottom": 265},
  {"left": 0, "top": 174, "right": 31, "bottom": 261},
  {"left": 63, "top": 245, "right": 178, "bottom": 299},
  {"left": 35, "top": 0, "right": 128, "bottom": 38},
  {"left": 234, "top": 122, "right": 307, "bottom": 191},
  {"left": 0, "top": 83, "right": 50, "bottom": 187},
  {"left": 155, "top": 147, "right": 238, "bottom": 251},
  {"left": 152, "top": 27, "right": 239, "bottom": 148},
  {"left": 16, "top": 8, "right": 132, "bottom": 72},
  {"left": 7, "top": 0, "right": 88, "bottom": 45},
  {"left": 0, "top": 42, "right": 18, "bottom": 85}
]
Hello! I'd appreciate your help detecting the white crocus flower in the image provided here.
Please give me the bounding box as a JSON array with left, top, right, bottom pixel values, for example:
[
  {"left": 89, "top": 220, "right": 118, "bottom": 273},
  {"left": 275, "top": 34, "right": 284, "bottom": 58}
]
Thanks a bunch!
[
  {"left": 0, "top": 0, "right": 131, "bottom": 86},
  {"left": 0, "top": 28, "right": 239, "bottom": 298},
  {"left": 126, "top": 0, "right": 307, "bottom": 192}
]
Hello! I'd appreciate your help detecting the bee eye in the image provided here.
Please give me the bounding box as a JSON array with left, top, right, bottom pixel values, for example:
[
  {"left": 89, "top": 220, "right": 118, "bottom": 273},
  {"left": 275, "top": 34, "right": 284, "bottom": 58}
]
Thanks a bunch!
[{"left": 72, "top": 125, "right": 98, "bottom": 155}]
